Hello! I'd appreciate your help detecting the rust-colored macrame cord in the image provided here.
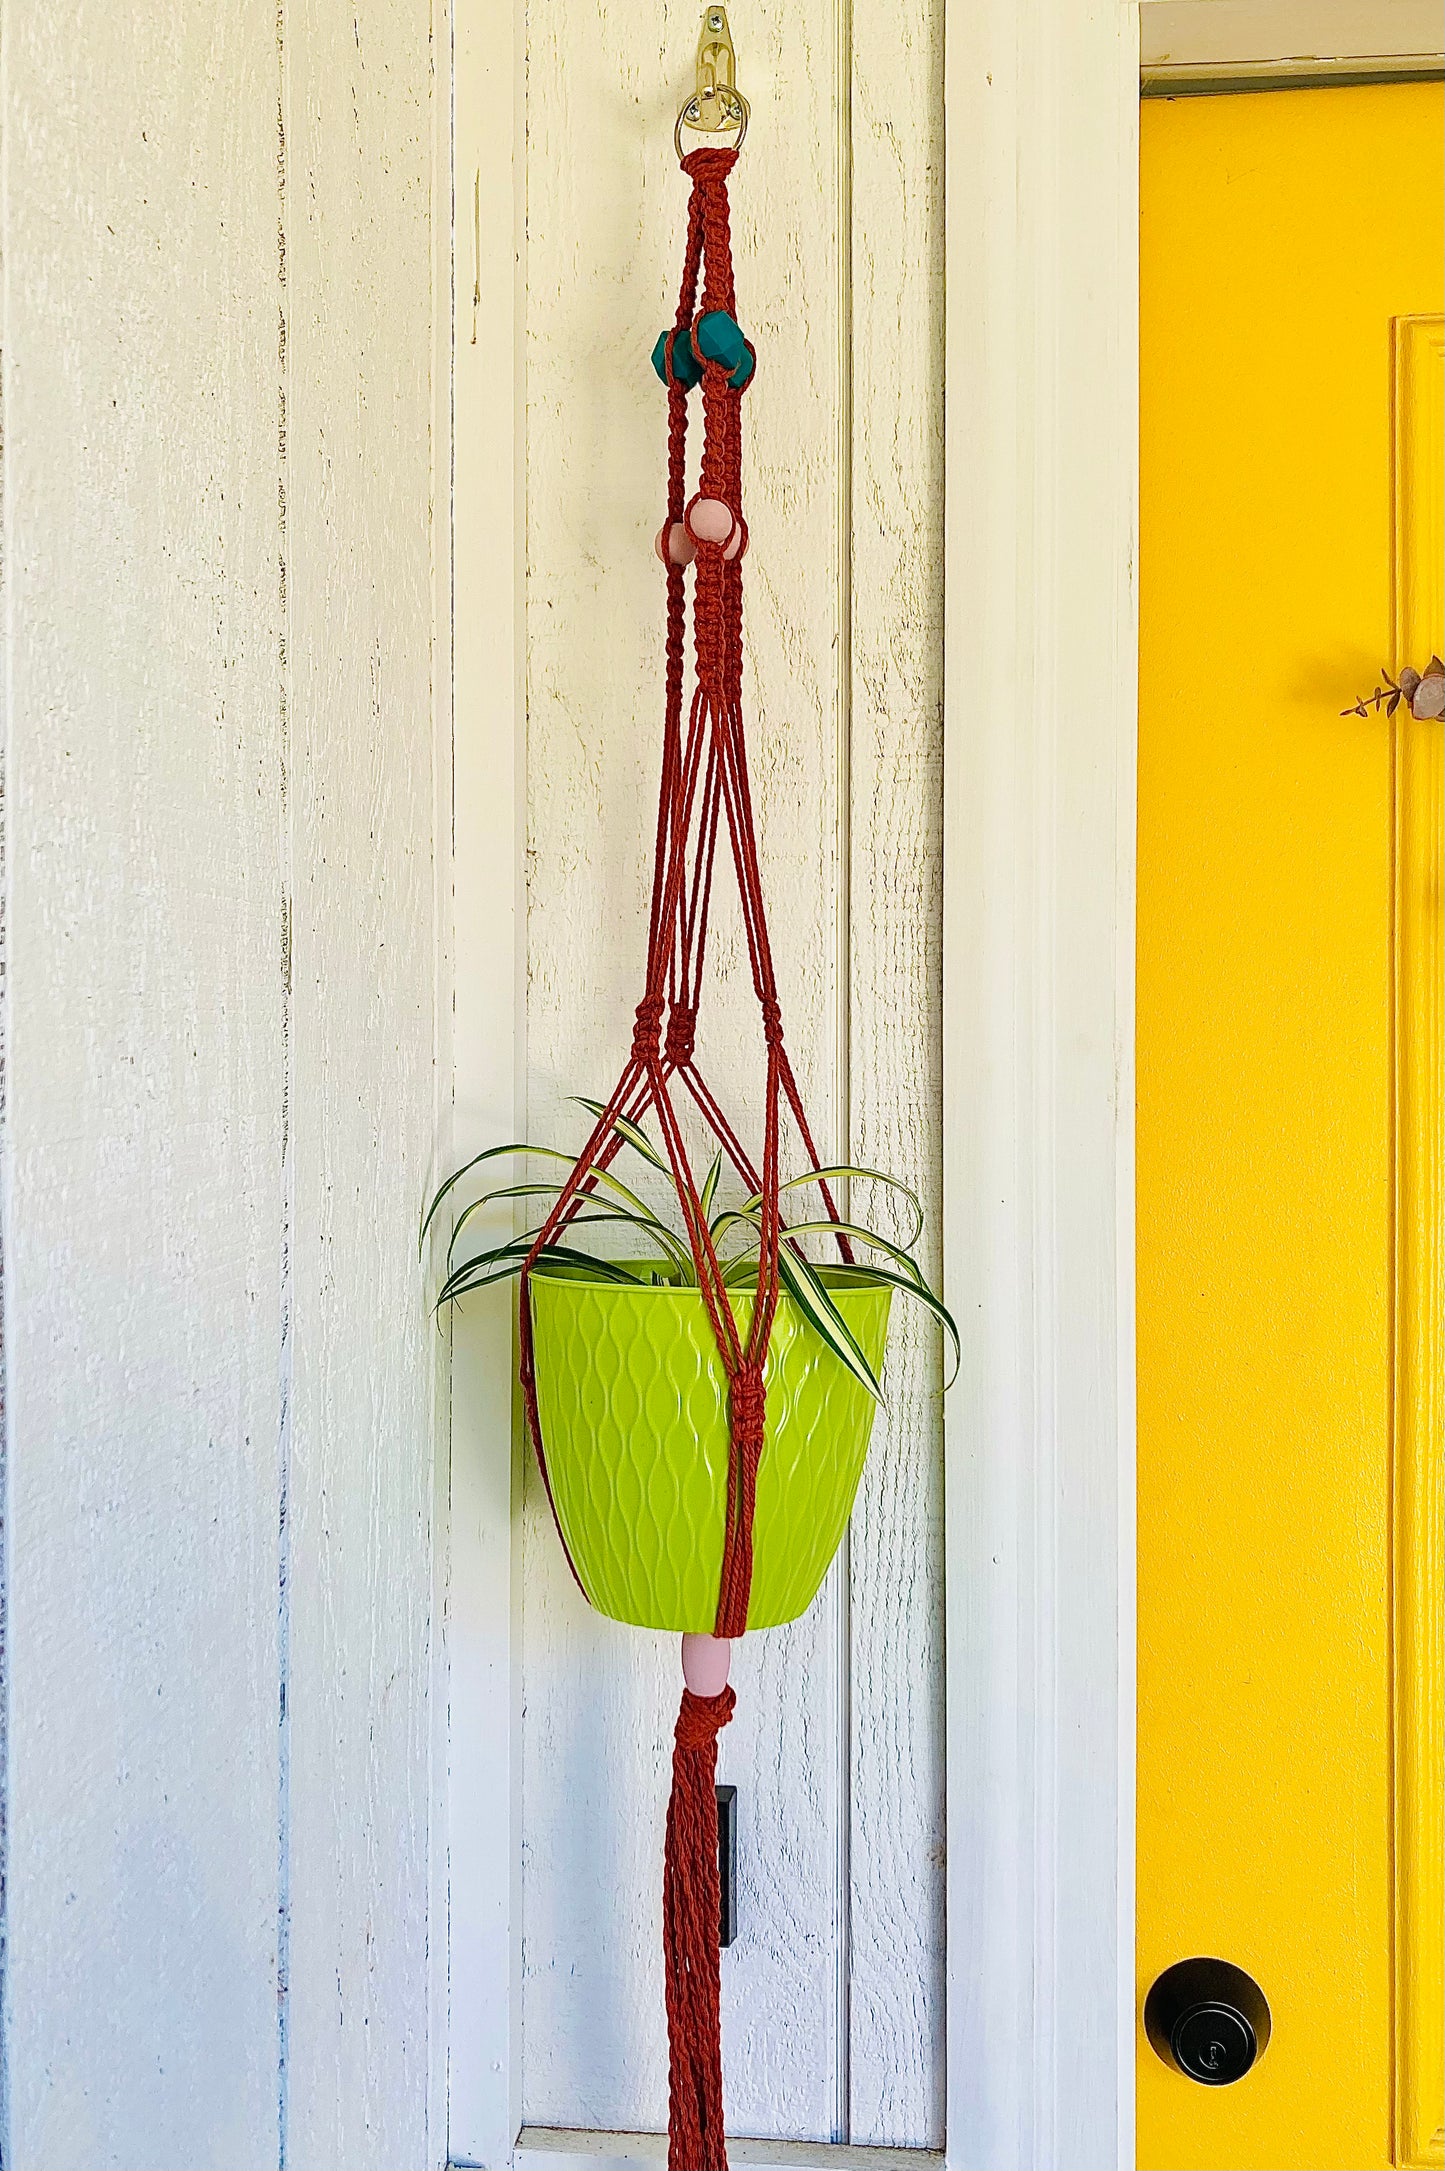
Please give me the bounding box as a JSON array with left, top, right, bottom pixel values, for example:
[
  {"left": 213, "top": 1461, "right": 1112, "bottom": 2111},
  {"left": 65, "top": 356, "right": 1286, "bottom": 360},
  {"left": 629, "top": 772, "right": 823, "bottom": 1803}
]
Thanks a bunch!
[{"left": 516, "top": 146, "right": 848, "bottom": 2171}]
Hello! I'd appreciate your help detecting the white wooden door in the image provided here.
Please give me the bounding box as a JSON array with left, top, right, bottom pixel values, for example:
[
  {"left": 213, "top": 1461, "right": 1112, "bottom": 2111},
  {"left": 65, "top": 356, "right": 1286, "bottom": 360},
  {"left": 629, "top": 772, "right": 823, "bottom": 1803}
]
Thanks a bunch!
[{"left": 511, "top": 0, "right": 945, "bottom": 2147}]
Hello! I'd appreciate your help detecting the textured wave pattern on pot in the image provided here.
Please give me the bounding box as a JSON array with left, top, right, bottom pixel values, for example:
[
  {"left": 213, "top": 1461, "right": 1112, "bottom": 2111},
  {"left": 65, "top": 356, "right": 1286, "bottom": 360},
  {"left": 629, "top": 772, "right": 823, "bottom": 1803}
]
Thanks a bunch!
[{"left": 529, "top": 1272, "right": 891, "bottom": 1633}]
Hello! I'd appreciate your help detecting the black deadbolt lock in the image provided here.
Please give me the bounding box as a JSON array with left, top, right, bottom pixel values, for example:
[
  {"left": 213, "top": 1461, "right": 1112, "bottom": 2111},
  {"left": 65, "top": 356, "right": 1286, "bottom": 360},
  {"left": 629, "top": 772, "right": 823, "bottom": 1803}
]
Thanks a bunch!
[{"left": 1145, "top": 1958, "right": 1271, "bottom": 2086}]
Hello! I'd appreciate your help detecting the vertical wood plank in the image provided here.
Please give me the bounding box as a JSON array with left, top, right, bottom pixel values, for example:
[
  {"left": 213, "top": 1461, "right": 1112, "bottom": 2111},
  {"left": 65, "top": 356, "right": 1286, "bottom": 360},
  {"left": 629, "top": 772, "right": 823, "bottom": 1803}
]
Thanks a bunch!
[
  {"left": 445, "top": 6, "right": 527, "bottom": 2167},
  {"left": 519, "top": 0, "right": 849, "bottom": 2139},
  {"left": 1, "top": 7, "right": 284, "bottom": 2166},
  {"left": 425, "top": 10, "right": 455, "bottom": 2158},
  {"left": 846, "top": 0, "right": 946, "bottom": 2144},
  {"left": 943, "top": 4, "right": 1138, "bottom": 2162},
  {"left": 709, "top": 2, "right": 848, "bottom": 2125},
  {"left": 282, "top": 1, "right": 439, "bottom": 2164}
]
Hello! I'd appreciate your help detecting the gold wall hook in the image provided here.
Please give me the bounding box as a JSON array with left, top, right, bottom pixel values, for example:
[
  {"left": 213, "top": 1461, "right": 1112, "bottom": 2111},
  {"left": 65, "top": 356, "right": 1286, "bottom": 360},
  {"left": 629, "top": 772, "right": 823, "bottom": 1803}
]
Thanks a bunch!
[{"left": 676, "top": 5, "right": 749, "bottom": 155}]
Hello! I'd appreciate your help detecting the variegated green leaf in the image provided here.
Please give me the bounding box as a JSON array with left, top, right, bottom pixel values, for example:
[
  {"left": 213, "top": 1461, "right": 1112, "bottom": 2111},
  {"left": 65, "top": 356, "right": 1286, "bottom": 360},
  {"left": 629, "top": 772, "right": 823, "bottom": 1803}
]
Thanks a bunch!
[
  {"left": 571, "top": 1097, "right": 669, "bottom": 1174},
  {"left": 421, "top": 1138, "right": 657, "bottom": 1257},
  {"left": 436, "top": 1234, "right": 636, "bottom": 1310},
  {"left": 448, "top": 1182, "right": 694, "bottom": 1279},
  {"left": 833, "top": 1262, "right": 962, "bottom": 1388},
  {"left": 774, "top": 1218, "right": 929, "bottom": 1287},
  {"left": 741, "top": 1163, "right": 925, "bottom": 1247},
  {"left": 699, "top": 1149, "right": 724, "bottom": 1222},
  {"left": 775, "top": 1245, "right": 886, "bottom": 1405},
  {"left": 419, "top": 1140, "right": 529, "bottom": 1256}
]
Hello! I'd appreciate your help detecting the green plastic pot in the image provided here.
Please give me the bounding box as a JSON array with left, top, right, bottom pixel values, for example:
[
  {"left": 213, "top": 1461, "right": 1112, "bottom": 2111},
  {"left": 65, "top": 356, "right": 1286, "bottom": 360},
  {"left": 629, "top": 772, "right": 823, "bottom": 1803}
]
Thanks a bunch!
[{"left": 528, "top": 1264, "right": 892, "bottom": 1632}]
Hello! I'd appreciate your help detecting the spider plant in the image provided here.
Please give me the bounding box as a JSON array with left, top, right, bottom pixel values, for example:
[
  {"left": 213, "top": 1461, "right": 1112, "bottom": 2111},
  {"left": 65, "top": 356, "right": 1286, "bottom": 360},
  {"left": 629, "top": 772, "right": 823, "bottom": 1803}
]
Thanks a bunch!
[{"left": 422, "top": 1100, "right": 959, "bottom": 1406}]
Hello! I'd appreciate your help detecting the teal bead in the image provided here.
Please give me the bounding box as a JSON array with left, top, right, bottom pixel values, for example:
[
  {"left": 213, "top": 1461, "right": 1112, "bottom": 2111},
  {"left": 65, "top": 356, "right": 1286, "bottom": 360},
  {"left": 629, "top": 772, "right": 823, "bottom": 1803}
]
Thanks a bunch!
[
  {"left": 695, "top": 309, "right": 746, "bottom": 372},
  {"left": 695, "top": 311, "right": 756, "bottom": 388},
  {"left": 653, "top": 317, "right": 754, "bottom": 392},
  {"left": 651, "top": 327, "right": 702, "bottom": 391}
]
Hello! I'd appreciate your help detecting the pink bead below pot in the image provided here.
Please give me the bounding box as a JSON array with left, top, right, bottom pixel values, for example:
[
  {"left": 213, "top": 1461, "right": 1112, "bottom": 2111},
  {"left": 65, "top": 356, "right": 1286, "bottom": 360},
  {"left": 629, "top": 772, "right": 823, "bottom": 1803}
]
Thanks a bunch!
[{"left": 681, "top": 1633, "right": 732, "bottom": 1697}]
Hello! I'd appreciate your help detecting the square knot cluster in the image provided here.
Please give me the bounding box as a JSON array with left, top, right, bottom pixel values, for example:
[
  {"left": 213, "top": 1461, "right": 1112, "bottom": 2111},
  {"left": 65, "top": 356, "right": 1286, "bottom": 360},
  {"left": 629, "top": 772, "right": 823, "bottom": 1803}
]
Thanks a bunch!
[
  {"left": 631, "top": 993, "right": 666, "bottom": 1062},
  {"left": 729, "top": 1363, "right": 766, "bottom": 1450},
  {"left": 664, "top": 1003, "right": 697, "bottom": 1068},
  {"left": 674, "top": 1681, "right": 737, "bottom": 1749}
]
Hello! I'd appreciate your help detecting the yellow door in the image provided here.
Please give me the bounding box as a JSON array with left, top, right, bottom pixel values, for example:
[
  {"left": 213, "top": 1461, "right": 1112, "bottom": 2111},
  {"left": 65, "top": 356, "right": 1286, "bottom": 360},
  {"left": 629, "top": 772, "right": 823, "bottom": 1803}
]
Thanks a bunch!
[{"left": 1138, "top": 83, "right": 1444, "bottom": 2171}]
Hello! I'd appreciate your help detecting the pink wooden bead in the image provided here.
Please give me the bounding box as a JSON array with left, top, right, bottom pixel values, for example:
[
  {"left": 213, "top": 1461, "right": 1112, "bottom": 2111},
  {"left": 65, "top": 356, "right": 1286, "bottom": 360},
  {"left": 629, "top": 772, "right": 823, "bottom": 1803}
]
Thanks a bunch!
[
  {"left": 681, "top": 1632, "right": 732, "bottom": 1697},
  {"left": 687, "top": 497, "right": 735, "bottom": 546},
  {"left": 655, "top": 521, "right": 696, "bottom": 567}
]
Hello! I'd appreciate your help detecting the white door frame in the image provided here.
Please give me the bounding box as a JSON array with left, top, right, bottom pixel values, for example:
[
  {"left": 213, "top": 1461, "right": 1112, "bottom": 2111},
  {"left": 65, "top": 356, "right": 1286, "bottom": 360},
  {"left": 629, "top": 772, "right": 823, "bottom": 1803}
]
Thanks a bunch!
[
  {"left": 940, "top": 6, "right": 1139, "bottom": 2164},
  {"left": 440, "top": 6, "right": 1443, "bottom": 2169}
]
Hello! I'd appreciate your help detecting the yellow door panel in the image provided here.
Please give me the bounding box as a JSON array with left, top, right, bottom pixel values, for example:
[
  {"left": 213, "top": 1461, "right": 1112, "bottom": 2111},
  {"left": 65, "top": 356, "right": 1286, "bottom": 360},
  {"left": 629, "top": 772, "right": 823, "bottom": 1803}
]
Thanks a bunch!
[
  {"left": 1138, "top": 84, "right": 1444, "bottom": 2171},
  {"left": 1393, "top": 313, "right": 1445, "bottom": 2171}
]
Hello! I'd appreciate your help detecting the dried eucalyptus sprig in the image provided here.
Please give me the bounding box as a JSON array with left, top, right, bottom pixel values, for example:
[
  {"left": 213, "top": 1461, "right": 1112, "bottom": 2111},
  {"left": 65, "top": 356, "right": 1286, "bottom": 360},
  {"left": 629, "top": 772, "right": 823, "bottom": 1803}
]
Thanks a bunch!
[{"left": 1343, "top": 657, "right": 1445, "bottom": 722}]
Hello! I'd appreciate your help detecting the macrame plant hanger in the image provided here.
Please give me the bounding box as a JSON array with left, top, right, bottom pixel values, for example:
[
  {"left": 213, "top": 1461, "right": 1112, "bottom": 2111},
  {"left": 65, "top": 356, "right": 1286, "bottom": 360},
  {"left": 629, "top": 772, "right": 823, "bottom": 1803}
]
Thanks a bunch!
[{"left": 515, "top": 13, "right": 851, "bottom": 2166}]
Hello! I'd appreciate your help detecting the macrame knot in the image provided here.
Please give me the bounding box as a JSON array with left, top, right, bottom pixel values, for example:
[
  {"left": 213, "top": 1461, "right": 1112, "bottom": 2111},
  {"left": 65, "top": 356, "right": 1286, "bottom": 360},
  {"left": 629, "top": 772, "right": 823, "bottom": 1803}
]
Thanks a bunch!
[
  {"left": 632, "top": 992, "right": 665, "bottom": 1063},
  {"left": 674, "top": 1681, "right": 737, "bottom": 1753},
  {"left": 759, "top": 995, "right": 783, "bottom": 1049},
  {"left": 665, "top": 1003, "right": 697, "bottom": 1068},
  {"left": 680, "top": 145, "right": 739, "bottom": 184},
  {"left": 729, "top": 1363, "right": 766, "bottom": 1451},
  {"left": 713, "top": 1366, "right": 764, "bottom": 1642}
]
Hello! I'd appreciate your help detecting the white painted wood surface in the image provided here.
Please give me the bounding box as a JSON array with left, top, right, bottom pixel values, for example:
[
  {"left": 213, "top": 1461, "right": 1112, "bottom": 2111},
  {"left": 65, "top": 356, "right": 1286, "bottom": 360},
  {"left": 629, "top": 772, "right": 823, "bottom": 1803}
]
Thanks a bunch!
[
  {"left": 1, "top": 3, "right": 446, "bottom": 2166},
  {"left": 2, "top": 9, "right": 284, "bottom": 2163},
  {"left": 942, "top": 2, "right": 1138, "bottom": 2166},
  {"left": 846, "top": 0, "right": 945, "bottom": 2143},
  {"left": 510, "top": 0, "right": 945, "bottom": 2149},
  {"left": 283, "top": 2, "right": 440, "bottom": 2164},
  {"left": 446, "top": 2, "right": 528, "bottom": 2165}
]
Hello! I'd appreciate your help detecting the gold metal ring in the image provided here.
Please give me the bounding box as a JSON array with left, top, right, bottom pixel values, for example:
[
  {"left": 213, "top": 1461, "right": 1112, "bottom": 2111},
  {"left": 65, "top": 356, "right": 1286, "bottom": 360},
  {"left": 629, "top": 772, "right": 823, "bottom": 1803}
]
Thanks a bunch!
[{"left": 675, "top": 86, "right": 749, "bottom": 162}]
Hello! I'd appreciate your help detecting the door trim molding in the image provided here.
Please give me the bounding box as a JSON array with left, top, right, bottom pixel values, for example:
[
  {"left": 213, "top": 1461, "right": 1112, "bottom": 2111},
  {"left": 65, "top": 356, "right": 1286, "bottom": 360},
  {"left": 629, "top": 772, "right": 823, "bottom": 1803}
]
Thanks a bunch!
[
  {"left": 504, "top": 2131, "right": 945, "bottom": 2170},
  {"left": 941, "top": 4, "right": 1139, "bottom": 2165},
  {"left": 1143, "top": 64, "right": 1445, "bottom": 96},
  {"left": 1141, "top": 0, "right": 1444, "bottom": 91}
]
